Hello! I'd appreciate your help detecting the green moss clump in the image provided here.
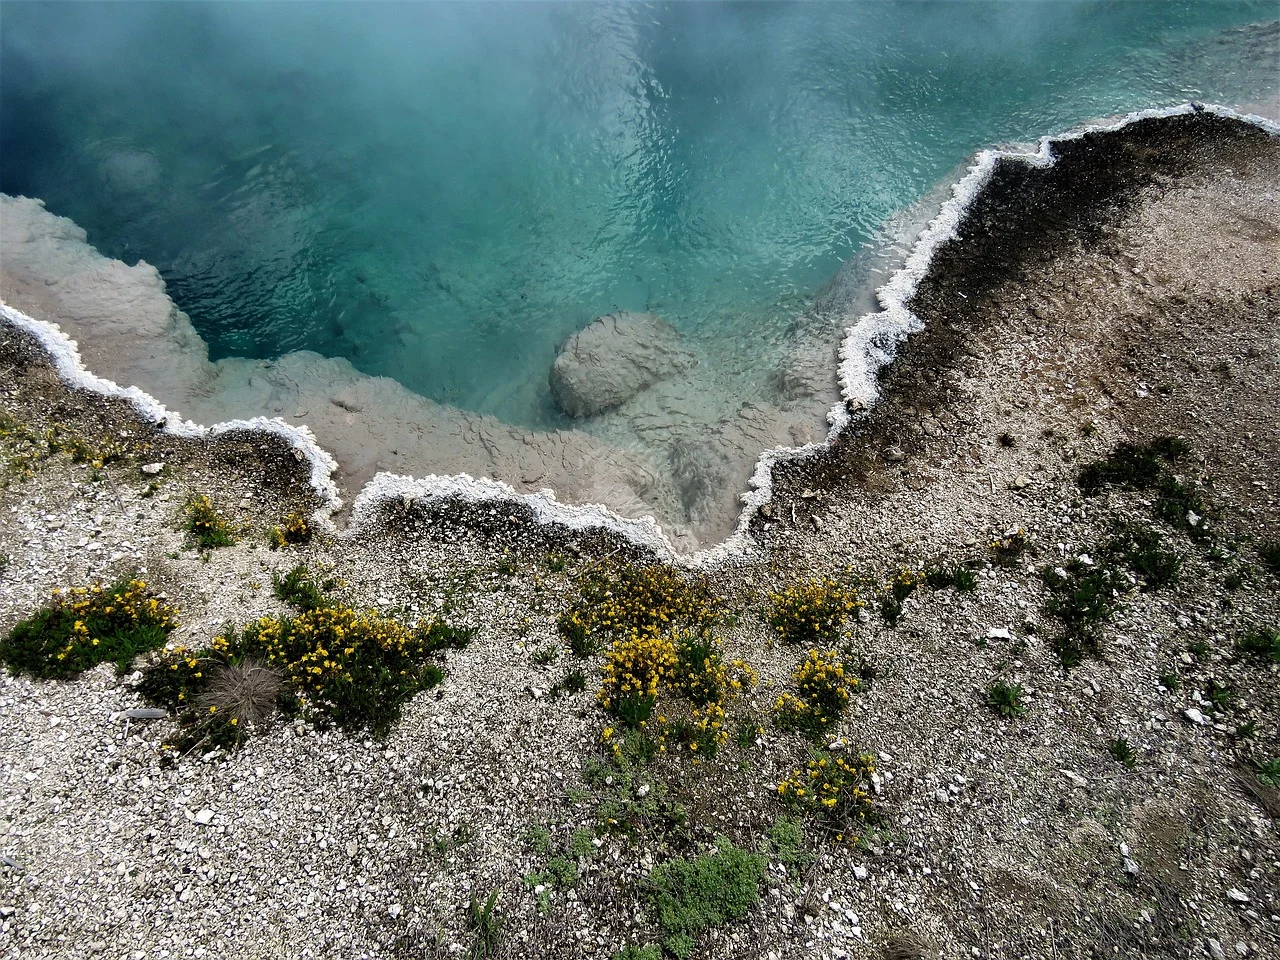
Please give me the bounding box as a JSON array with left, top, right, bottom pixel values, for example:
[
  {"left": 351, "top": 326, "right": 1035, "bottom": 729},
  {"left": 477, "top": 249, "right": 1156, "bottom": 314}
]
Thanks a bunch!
[
  {"left": 1, "top": 579, "right": 177, "bottom": 679},
  {"left": 645, "top": 839, "right": 766, "bottom": 959}
]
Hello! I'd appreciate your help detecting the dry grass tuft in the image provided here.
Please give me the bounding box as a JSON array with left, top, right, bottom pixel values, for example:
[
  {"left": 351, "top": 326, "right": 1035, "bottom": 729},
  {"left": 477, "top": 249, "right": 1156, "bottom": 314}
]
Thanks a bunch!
[{"left": 197, "top": 660, "right": 282, "bottom": 727}]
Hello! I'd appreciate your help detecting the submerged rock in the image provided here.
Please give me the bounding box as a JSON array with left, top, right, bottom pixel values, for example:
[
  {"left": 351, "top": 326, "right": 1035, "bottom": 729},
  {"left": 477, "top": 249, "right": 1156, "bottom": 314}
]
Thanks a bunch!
[{"left": 549, "top": 311, "right": 696, "bottom": 418}]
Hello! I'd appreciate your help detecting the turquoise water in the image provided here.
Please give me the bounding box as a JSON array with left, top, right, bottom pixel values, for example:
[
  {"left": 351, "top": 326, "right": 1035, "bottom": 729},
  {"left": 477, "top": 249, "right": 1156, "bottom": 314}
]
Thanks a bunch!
[{"left": 2, "top": 2, "right": 1276, "bottom": 429}]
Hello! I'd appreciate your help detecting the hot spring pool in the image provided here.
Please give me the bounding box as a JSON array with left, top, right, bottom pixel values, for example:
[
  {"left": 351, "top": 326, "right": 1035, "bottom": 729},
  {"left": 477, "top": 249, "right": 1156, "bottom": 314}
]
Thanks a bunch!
[{"left": 1, "top": 2, "right": 1276, "bottom": 547}]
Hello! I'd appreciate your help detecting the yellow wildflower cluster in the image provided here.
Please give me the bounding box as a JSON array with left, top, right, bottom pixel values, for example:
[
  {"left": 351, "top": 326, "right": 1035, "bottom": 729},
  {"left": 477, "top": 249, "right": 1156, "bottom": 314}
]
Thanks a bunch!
[
  {"left": 776, "top": 750, "right": 876, "bottom": 839},
  {"left": 0, "top": 413, "right": 130, "bottom": 480},
  {"left": 183, "top": 494, "right": 237, "bottom": 549},
  {"left": 767, "top": 578, "right": 861, "bottom": 647},
  {"left": 1, "top": 579, "right": 177, "bottom": 680},
  {"left": 142, "top": 603, "right": 467, "bottom": 741},
  {"left": 558, "top": 564, "right": 721, "bottom": 655},
  {"left": 269, "top": 511, "right": 313, "bottom": 549},
  {"left": 598, "top": 629, "right": 757, "bottom": 761},
  {"left": 773, "top": 648, "right": 857, "bottom": 740},
  {"left": 887, "top": 567, "right": 925, "bottom": 600},
  {"left": 990, "top": 527, "right": 1029, "bottom": 567}
]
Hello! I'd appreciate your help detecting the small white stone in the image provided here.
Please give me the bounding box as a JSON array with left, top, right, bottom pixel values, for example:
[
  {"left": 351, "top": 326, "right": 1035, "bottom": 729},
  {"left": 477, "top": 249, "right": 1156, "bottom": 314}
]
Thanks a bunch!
[
  {"left": 140, "top": 463, "right": 164, "bottom": 476},
  {"left": 1183, "top": 708, "right": 1208, "bottom": 726},
  {"left": 1225, "top": 888, "right": 1250, "bottom": 904},
  {"left": 194, "top": 809, "right": 214, "bottom": 826}
]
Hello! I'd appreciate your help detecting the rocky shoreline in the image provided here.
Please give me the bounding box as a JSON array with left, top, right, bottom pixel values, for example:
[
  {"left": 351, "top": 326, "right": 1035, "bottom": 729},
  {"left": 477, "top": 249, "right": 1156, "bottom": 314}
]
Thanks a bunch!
[{"left": 2, "top": 108, "right": 1279, "bottom": 960}]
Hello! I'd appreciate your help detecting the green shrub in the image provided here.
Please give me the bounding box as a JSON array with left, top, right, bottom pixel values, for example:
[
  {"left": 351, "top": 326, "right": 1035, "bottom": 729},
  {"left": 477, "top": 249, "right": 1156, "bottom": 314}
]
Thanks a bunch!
[
  {"left": 272, "top": 564, "right": 331, "bottom": 612},
  {"left": 611, "top": 946, "right": 661, "bottom": 960},
  {"left": 1, "top": 579, "right": 177, "bottom": 679},
  {"left": 1040, "top": 559, "right": 1130, "bottom": 667},
  {"left": 140, "top": 604, "right": 470, "bottom": 745},
  {"left": 1106, "top": 524, "right": 1181, "bottom": 589},
  {"left": 764, "top": 814, "right": 810, "bottom": 875},
  {"left": 1078, "top": 437, "right": 1189, "bottom": 495},
  {"left": 645, "top": 839, "right": 766, "bottom": 960},
  {"left": 1259, "top": 540, "right": 1280, "bottom": 575},
  {"left": 183, "top": 494, "right": 237, "bottom": 550},
  {"left": 767, "top": 578, "right": 861, "bottom": 646},
  {"left": 1236, "top": 626, "right": 1280, "bottom": 664},
  {"left": 986, "top": 680, "right": 1027, "bottom": 719}
]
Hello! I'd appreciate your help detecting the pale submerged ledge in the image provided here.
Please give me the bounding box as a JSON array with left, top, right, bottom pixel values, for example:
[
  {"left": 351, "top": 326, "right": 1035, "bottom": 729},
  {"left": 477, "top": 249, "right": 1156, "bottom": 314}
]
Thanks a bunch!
[{"left": 2, "top": 103, "right": 1276, "bottom": 567}]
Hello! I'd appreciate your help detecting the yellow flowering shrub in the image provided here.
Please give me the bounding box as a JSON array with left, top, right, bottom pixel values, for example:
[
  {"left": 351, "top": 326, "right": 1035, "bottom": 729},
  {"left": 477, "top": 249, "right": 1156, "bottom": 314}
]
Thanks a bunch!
[
  {"left": 141, "top": 604, "right": 472, "bottom": 745},
  {"left": 599, "top": 629, "right": 757, "bottom": 761},
  {"left": 773, "top": 648, "right": 857, "bottom": 741},
  {"left": 269, "top": 511, "right": 313, "bottom": 549},
  {"left": 767, "top": 579, "right": 861, "bottom": 647},
  {"left": 776, "top": 750, "right": 876, "bottom": 840},
  {"left": 0, "top": 580, "right": 177, "bottom": 679},
  {"left": 183, "top": 494, "right": 237, "bottom": 550},
  {"left": 558, "top": 563, "right": 721, "bottom": 656}
]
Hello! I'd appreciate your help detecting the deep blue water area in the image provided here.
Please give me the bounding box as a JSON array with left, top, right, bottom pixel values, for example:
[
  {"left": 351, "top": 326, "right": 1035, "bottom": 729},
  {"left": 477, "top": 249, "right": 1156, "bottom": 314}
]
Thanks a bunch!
[{"left": 2, "top": 2, "right": 1276, "bottom": 427}]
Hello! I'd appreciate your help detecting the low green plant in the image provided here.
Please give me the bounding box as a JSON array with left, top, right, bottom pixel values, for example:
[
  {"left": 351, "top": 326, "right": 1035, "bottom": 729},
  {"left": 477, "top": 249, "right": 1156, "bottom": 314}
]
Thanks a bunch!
[
  {"left": 562, "top": 668, "right": 587, "bottom": 693},
  {"left": 1187, "top": 639, "right": 1212, "bottom": 661},
  {"left": 1157, "top": 671, "right": 1182, "bottom": 691},
  {"left": 990, "top": 528, "right": 1030, "bottom": 568},
  {"left": 1154, "top": 474, "right": 1212, "bottom": 540},
  {"left": 1106, "top": 524, "right": 1181, "bottom": 590},
  {"left": 183, "top": 494, "right": 237, "bottom": 550},
  {"left": 880, "top": 568, "right": 924, "bottom": 627},
  {"left": 1235, "top": 721, "right": 1257, "bottom": 740},
  {"left": 531, "top": 643, "right": 559, "bottom": 666},
  {"left": 1108, "top": 737, "right": 1137, "bottom": 770},
  {"left": 1077, "top": 436, "right": 1189, "bottom": 496},
  {"left": 272, "top": 564, "right": 331, "bottom": 612},
  {"left": 1259, "top": 540, "right": 1280, "bottom": 575},
  {"left": 1236, "top": 626, "right": 1280, "bottom": 664},
  {"left": 644, "top": 839, "right": 767, "bottom": 960},
  {"left": 1040, "top": 559, "right": 1130, "bottom": 667},
  {"left": 767, "top": 578, "right": 861, "bottom": 646},
  {"left": 1, "top": 579, "right": 177, "bottom": 679},
  {"left": 925, "top": 562, "right": 978, "bottom": 593},
  {"left": 986, "top": 680, "right": 1027, "bottom": 719},
  {"left": 1205, "top": 679, "right": 1232, "bottom": 713},
  {"left": 611, "top": 946, "right": 661, "bottom": 960},
  {"left": 466, "top": 889, "right": 502, "bottom": 959},
  {"left": 1256, "top": 757, "right": 1280, "bottom": 788}
]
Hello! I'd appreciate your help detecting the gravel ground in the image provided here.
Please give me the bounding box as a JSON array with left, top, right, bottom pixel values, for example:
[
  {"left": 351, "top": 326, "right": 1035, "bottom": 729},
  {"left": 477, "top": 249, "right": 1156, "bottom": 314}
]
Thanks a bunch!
[{"left": 2, "top": 112, "right": 1278, "bottom": 960}]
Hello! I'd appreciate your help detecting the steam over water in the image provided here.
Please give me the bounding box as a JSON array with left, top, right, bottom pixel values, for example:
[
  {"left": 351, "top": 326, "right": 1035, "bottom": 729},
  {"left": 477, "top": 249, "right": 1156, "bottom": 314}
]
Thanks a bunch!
[{"left": 1, "top": 2, "right": 1277, "bottom": 545}]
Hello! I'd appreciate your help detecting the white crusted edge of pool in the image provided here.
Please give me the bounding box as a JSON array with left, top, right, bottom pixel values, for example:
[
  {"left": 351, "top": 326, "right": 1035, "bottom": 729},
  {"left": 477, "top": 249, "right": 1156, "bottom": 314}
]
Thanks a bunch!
[{"left": 3, "top": 102, "right": 1276, "bottom": 569}]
